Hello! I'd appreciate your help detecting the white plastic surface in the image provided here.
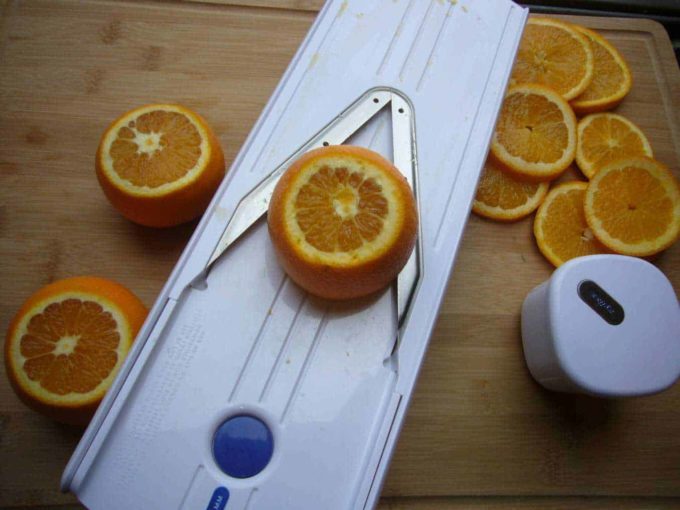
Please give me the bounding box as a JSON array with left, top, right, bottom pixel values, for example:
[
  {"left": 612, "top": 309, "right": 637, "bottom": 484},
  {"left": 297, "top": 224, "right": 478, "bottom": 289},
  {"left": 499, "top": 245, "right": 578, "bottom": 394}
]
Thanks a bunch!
[
  {"left": 62, "top": 1, "right": 527, "bottom": 509},
  {"left": 522, "top": 255, "right": 680, "bottom": 397}
]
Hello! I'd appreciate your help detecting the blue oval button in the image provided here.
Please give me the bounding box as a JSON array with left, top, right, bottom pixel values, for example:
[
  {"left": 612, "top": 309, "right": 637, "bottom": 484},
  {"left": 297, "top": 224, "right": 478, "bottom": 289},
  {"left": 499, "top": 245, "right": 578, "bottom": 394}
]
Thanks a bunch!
[
  {"left": 206, "top": 487, "right": 229, "bottom": 510},
  {"left": 212, "top": 415, "right": 274, "bottom": 478}
]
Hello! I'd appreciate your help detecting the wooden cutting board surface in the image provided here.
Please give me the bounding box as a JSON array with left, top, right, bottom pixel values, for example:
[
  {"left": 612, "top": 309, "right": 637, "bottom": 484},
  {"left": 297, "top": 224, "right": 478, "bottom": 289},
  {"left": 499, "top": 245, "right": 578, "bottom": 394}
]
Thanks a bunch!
[{"left": 1, "top": 1, "right": 679, "bottom": 508}]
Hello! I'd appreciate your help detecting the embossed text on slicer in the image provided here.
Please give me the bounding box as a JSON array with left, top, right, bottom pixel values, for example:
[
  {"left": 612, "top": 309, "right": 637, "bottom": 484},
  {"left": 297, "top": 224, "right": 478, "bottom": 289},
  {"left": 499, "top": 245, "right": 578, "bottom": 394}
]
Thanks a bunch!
[{"left": 109, "top": 309, "right": 206, "bottom": 496}]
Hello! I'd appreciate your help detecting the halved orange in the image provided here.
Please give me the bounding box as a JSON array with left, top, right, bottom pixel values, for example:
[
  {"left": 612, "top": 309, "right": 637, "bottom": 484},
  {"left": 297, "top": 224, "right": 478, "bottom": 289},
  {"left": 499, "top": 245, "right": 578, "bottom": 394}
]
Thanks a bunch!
[
  {"left": 5, "top": 277, "right": 148, "bottom": 425},
  {"left": 576, "top": 113, "right": 653, "bottom": 179},
  {"left": 268, "top": 145, "right": 418, "bottom": 300},
  {"left": 472, "top": 157, "right": 549, "bottom": 221},
  {"left": 570, "top": 25, "right": 632, "bottom": 114},
  {"left": 491, "top": 84, "right": 577, "bottom": 181},
  {"left": 534, "top": 181, "right": 610, "bottom": 267},
  {"left": 97, "top": 104, "right": 225, "bottom": 227},
  {"left": 584, "top": 157, "right": 680, "bottom": 256},
  {"left": 511, "top": 17, "right": 594, "bottom": 100}
]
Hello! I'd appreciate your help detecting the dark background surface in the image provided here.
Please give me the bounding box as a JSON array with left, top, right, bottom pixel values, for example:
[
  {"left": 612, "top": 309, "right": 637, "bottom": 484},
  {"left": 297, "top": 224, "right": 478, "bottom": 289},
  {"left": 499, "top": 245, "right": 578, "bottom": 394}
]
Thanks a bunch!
[{"left": 522, "top": 0, "right": 680, "bottom": 65}]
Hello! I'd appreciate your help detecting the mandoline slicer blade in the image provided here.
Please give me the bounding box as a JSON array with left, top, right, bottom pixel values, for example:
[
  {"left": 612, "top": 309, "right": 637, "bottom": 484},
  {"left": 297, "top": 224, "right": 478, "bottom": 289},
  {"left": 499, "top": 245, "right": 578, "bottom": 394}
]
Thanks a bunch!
[{"left": 62, "top": 1, "right": 527, "bottom": 509}]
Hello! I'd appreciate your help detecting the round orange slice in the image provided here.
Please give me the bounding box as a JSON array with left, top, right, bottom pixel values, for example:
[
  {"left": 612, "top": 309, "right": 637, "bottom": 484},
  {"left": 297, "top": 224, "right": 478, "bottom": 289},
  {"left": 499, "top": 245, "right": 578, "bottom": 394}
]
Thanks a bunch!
[
  {"left": 491, "top": 84, "right": 577, "bottom": 181},
  {"left": 511, "top": 17, "right": 594, "bottom": 100},
  {"left": 97, "top": 104, "right": 225, "bottom": 227},
  {"left": 584, "top": 157, "right": 680, "bottom": 257},
  {"left": 570, "top": 25, "right": 632, "bottom": 114},
  {"left": 576, "top": 113, "right": 653, "bottom": 179},
  {"left": 472, "top": 157, "right": 549, "bottom": 221},
  {"left": 534, "top": 181, "right": 610, "bottom": 267},
  {"left": 268, "top": 145, "right": 418, "bottom": 300},
  {"left": 5, "top": 277, "right": 148, "bottom": 425}
]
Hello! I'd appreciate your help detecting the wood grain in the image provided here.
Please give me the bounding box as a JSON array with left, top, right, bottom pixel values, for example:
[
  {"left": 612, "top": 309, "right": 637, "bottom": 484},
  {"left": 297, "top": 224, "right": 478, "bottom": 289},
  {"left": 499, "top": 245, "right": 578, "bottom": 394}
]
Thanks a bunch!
[
  {"left": 3, "top": 497, "right": 680, "bottom": 510},
  {"left": 0, "top": 1, "right": 679, "bottom": 508},
  {"left": 379, "top": 498, "right": 680, "bottom": 510},
  {"left": 182, "top": 0, "right": 323, "bottom": 11}
]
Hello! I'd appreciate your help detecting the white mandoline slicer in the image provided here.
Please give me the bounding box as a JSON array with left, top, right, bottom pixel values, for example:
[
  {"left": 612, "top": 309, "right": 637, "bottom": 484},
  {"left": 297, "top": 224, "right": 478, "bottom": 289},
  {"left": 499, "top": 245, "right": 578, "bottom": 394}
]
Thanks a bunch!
[{"left": 62, "top": 1, "right": 527, "bottom": 509}]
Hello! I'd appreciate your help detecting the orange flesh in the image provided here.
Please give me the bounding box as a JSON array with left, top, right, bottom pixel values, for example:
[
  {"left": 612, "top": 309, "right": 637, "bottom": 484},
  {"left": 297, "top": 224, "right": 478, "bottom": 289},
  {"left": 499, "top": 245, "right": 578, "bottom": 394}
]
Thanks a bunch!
[
  {"left": 540, "top": 187, "right": 605, "bottom": 261},
  {"left": 110, "top": 110, "right": 202, "bottom": 188},
  {"left": 20, "top": 299, "right": 119, "bottom": 395},
  {"left": 294, "top": 165, "right": 388, "bottom": 252},
  {"left": 581, "top": 117, "right": 648, "bottom": 171},
  {"left": 476, "top": 163, "right": 543, "bottom": 209},
  {"left": 591, "top": 167, "right": 674, "bottom": 243},
  {"left": 576, "top": 33, "right": 625, "bottom": 102},
  {"left": 512, "top": 23, "right": 589, "bottom": 97},
  {"left": 495, "top": 93, "right": 569, "bottom": 163}
]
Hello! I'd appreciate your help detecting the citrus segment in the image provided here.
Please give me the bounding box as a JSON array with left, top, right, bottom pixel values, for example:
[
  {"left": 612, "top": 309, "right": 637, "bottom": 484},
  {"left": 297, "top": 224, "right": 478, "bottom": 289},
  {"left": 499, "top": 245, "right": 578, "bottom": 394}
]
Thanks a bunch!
[
  {"left": 570, "top": 25, "right": 632, "bottom": 114},
  {"left": 584, "top": 157, "right": 680, "bottom": 256},
  {"left": 472, "top": 157, "right": 549, "bottom": 221},
  {"left": 576, "top": 113, "right": 652, "bottom": 179},
  {"left": 491, "top": 84, "right": 577, "bottom": 181},
  {"left": 534, "top": 181, "right": 610, "bottom": 267},
  {"left": 5, "top": 277, "right": 148, "bottom": 425},
  {"left": 109, "top": 110, "right": 202, "bottom": 188},
  {"left": 511, "top": 17, "right": 594, "bottom": 100},
  {"left": 268, "top": 145, "right": 418, "bottom": 300},
  {"left": 97, "top": 104, "right": 225, "bottom": 227},
  {"left": 293, "top": 166, "right": 388, "bottom": 252}
]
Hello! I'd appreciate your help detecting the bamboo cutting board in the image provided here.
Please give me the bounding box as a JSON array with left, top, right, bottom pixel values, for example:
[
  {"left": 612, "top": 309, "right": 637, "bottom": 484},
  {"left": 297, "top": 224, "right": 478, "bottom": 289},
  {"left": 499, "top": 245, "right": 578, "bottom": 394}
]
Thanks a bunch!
[{"left": 1, "top": 1, "right": 679, "bottom": 508}]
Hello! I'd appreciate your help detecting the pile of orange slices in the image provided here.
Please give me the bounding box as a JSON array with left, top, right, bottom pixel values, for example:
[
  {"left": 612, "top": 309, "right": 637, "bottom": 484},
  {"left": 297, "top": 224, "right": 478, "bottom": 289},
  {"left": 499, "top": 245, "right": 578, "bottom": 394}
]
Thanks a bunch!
[{"left": 473, "top": 17, "right": 680, "bottom": 267}]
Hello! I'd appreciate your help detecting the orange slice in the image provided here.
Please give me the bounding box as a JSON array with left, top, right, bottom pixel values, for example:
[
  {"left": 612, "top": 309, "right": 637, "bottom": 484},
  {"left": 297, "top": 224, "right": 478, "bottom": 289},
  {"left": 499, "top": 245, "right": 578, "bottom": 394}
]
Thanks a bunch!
[
  {"left": 5, "top": 277, "right": 148, "bottom": 425},
  {"left": 570, "top": 25, "right": 632, "bottom": 115},
  {"left": 491, "top": 84, "right": 577, "bottom": 181},
  {"left": 268, "top": 145, "right": 418, "bottom": 300},
  {"left": 97, "top": 104, "right": 225, "bottom": 227},
  {"left": 511, "top": 17, "right": 594, "bottom": 100},
  {"left": 472, "top": 157, "right": 549, "bottom": 221},
  {"left": 584, "top": 157, "right": 680, "bottom": 257},
  {"left": 534, "top": 181, "right": 610, "bottom": 267},
  {"left": 576, "top": 113, "right": 653, "bottom": 179}
]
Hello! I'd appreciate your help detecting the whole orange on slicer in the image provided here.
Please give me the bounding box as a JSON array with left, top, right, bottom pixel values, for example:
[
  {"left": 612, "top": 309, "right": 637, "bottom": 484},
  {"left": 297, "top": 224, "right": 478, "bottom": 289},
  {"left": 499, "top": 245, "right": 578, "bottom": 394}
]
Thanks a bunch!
[
  {"left": 96, "top": 104, "right": 225, "bottom": 227},
  {"left": 584, "top": 157, "right": 680, "bottom": 257},
  {"left": 510, "top": 17, "right": 594, "bottom": 101},
  {"left": 576, "top": 113, "right": 653, "bottom": 179},
  {"left": 570, "top": 25, "right": 632, "bottom": 114},
  {"left": 472, "top": 157, "right": 549, "bottom": 221},
  {"left": 268, "top": 145, "right": 418, "bottom": 300},
  {"left": 491, "top": 84, "right": 577, "bottom": 181},
  {"left": 534, "top": 181, "right": 609, "bottom": 267},
  {"left": 4, "top": 277, "right": 147, "bottom": 426}
]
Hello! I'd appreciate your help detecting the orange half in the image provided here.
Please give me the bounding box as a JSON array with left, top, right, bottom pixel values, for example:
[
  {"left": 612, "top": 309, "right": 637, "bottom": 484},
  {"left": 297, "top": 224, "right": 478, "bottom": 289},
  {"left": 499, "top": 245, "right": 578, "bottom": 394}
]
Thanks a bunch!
[
  {"left": 268, "top": 145, "right": 418, "bottom": 300},
  {"left": 5, "top": 277, "right": 147, "bottom": 425},
  {"left": 97, "top": 104, "right": 225, "bottom": 227}
]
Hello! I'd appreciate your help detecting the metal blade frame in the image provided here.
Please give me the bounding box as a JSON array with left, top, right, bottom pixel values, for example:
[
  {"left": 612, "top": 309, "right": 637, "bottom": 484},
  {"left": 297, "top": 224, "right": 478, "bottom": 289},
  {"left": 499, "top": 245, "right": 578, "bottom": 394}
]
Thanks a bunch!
[{"left": 199, "top": 87, "right": 422, "bottom": 331}]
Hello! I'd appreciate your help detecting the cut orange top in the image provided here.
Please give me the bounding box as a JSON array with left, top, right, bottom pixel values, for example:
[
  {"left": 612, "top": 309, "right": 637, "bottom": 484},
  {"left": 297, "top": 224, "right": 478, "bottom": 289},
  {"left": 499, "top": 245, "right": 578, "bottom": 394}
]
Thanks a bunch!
[
  {"left": 5, "top": 277, "right": 148, "bottom": 425},
  {"left": 268, "top": 145, "right": 418, "bottom": 300},
  {"left": 96, "top": 104, "right": 225, "bottom": 227}
]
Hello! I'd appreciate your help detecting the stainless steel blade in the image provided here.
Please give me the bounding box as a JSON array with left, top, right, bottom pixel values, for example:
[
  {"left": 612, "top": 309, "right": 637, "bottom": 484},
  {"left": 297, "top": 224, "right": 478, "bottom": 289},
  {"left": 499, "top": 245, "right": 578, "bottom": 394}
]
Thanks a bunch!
[{"left": 199, "top": 88, "right": 422, "bottom": 338}]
